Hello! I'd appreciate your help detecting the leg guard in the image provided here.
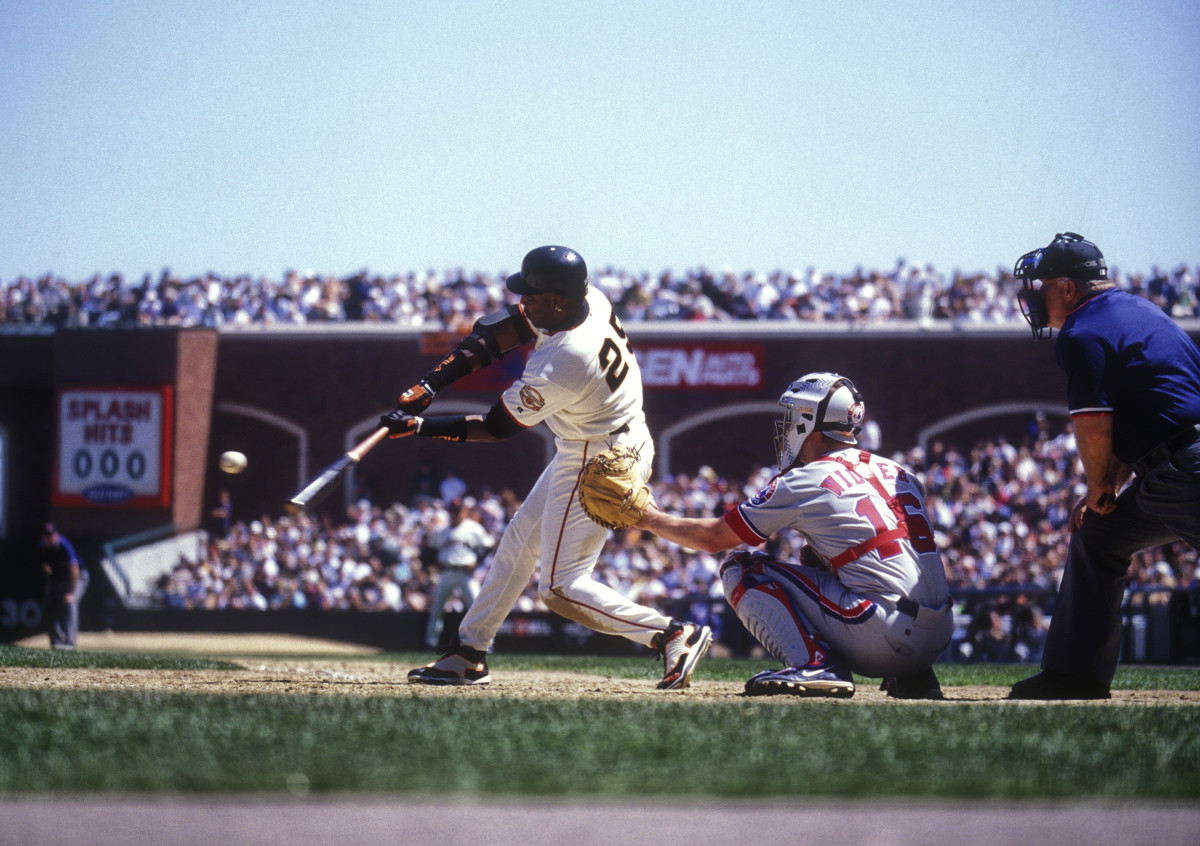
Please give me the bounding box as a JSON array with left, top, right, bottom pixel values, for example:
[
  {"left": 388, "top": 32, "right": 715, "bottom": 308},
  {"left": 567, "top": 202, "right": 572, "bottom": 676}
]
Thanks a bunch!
[{"left": 721, "top": 552, "right": 821, "bottom": 667}]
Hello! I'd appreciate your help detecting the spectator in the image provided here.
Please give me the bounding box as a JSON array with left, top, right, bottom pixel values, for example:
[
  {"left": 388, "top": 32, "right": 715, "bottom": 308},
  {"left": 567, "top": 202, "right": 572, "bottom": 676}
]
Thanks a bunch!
[
  {"left": 438, "top": 469, "right": 468, "bottom": 507},
  {"left": 209, "top": 489, "right": 233, "bottom": 536},
  {"left": 1010, "top": 601, "right": 1049, "bottom": 663},
  {"left": 422, "top": 499, "right": 494, "bottom": 651},
  {"left": 5, "top": 257, "right": 1195, "bottom": 330}
]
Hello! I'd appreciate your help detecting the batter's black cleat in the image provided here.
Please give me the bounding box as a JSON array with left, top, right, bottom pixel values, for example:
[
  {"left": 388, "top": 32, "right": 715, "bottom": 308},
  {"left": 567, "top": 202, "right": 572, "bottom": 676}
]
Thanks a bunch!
[
  {"left": 744, "top": 663, "right": 855, "bottom": 698},
  {"left": 1008, "top": 669, "right": 1110, "bottom": 700},
  {"left": 407, "top": 644, "right": 490, "bottom": 685},
  {"left": 652, "top": 620, "right": 712, "bottom": 690},
  {"left": 880, "top": 667, "right": 944, "bottom": 700}
]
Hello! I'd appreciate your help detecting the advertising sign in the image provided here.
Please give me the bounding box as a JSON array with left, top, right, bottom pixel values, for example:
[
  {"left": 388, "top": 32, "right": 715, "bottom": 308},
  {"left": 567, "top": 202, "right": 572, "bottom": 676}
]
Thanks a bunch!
[
  {"left": 636, "top": 342, "right": 764, "bottom": 390},
  {"left": 53, "top": 386, "right": 173, "bottom": 508}
]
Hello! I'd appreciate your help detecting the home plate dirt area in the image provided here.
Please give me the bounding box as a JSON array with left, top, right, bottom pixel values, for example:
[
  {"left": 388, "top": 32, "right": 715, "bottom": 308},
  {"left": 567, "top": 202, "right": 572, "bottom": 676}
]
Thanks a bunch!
[{"left": 7, "top": 631, "right": 1197, "bottom": 705}]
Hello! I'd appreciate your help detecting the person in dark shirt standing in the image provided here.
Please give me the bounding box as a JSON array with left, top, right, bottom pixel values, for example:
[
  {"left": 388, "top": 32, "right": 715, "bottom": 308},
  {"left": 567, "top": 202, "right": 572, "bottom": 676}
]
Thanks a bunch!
[
  {"left": 1009, "top": 233, "right": 1200, "bottom": 699},
  {"left": 40, "top": 523, "right": 89, "bottom": 649}
]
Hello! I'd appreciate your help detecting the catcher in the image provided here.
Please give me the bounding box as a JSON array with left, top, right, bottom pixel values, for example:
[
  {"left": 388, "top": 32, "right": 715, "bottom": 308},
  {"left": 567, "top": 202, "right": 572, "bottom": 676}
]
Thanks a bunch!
[
  {"left": 380, "top": 245, "right": 712, "bottom": 689},
  {"left": 580, "top": 372, "right": 954, "bottom": 699}
]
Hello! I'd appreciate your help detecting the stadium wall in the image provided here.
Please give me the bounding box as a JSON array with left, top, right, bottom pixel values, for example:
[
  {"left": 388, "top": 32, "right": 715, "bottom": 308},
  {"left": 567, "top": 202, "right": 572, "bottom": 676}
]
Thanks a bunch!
[
  {"left": 3, "top": 321, "right": 1199, "bottom": 650},
  {"left": 203, "top": 321, "right": 1086, "bottom": 521}
]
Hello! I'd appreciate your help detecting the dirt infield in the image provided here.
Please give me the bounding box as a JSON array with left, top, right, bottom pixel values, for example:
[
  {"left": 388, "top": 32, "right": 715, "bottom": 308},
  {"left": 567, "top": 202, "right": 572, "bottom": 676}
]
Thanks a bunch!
[{"left": 8, "top": 631, "right": 1198, "bottom": 705}]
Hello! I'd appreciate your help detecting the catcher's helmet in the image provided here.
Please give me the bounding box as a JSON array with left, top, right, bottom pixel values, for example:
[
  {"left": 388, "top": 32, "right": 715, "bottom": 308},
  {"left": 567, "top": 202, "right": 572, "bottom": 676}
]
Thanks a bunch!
[
  {"left": 506, "top": 246, "right": 588, "bottom": 299},
  {"left": 775, "top": 372, "right": 865, "bottom": 469}
]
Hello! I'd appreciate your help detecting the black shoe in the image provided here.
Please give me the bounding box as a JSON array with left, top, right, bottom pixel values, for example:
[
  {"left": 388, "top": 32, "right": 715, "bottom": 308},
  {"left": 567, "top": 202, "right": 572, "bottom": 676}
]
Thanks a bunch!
[
  {"left": 746, "top": 663, "right": 855, "bottom": 698},
  {"left": 880, "top": 666, "right": 944, "bottom": 700},
  {"left": 1008, "top": 670, "right": 1110, "bottom": 700},
  {"left": 407, "top": 645, "right": 490, "bottom": 685}
]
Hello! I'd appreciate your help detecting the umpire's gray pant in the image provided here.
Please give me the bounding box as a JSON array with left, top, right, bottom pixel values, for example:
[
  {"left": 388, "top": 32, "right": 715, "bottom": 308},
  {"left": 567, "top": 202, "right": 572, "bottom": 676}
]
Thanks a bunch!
[
  {"left": 1043, "top": 441, "right": 1200, "bottom": 685},
  {"left": 49, "top": 569, "right": 89, "bottom": 648}
]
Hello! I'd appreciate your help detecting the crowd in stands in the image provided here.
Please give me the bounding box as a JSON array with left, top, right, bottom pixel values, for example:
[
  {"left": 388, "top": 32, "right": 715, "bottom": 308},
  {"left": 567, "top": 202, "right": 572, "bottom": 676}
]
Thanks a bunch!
[
  {"left": 3, "top": 258, "right": 1198, "bottom": 330},
  {"left": 153, "top": 416, "right": 1198, "bottom": 662}
]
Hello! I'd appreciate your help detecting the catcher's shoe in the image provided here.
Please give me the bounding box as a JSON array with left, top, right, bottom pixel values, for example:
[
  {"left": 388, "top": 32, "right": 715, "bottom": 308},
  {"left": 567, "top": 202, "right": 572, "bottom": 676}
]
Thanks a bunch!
[
  {"left": 880, "top": 666, "right": 944, "bottom": 700},
  {"left": 407, "top": 645, "right": 490, "bottom": 686},
  {"left": 652, "top": 620, "right": 712, "bottom": 690},
  {"left": 745, "top": 663, "right": 855, "bottom": 698}
]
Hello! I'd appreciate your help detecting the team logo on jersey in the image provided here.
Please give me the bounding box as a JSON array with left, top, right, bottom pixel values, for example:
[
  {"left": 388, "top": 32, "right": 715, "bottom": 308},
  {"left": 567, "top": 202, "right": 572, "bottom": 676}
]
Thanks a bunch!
[
  {"left": 748, "top": 478, "right": 777, "bottom": 507},
  {"left": 519, "top": 385, "right": 545, "bottom": 411}
]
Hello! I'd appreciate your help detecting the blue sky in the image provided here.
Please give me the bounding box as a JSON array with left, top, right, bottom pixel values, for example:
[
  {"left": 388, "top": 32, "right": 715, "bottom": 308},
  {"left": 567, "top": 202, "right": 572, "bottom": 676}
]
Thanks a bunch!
[{"left": 1, "top": 1, "right": 1197, "bottom": 282}]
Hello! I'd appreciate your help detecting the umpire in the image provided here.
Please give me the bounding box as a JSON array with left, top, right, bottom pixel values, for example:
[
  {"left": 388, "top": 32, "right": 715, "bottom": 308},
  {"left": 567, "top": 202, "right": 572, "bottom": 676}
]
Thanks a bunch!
[
  {"left": 1010, "top": 232, "right": 1200, "bottom": 699},
  {"left": 40, "top": 523, "right": 88, "bottom": 649}
]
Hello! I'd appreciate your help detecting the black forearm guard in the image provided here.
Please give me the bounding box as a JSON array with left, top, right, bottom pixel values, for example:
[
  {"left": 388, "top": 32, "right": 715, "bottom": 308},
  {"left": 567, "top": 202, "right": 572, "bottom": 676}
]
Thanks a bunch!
[
  {"left": 421, "top": 350, "right": 474, "bottom": 394},
  {"left": 415, "top": 415, "right": 473, "bottom": 442}
]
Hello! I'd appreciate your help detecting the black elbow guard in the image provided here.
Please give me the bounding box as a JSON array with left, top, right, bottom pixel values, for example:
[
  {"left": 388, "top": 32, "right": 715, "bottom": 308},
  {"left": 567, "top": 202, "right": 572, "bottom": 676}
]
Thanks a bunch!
[
  {"left": 483, "top": 402, "right": 525, "bottom": 440},
  {"left": 463, "top": 305, "right": 534, "bottom": 368},
  {"left": 459, "top": 331, "right": 499, "bottom": 368}
]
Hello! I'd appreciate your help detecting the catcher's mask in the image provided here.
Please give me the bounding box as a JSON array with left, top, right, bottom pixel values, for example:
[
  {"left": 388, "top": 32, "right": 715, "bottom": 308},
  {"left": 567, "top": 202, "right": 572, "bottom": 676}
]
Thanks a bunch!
[
  {"left": 775, "top": 372, "right": 864, "bottom": 469},
  {"left": 1013, "top": 232, "right": 1107, "bottom": 340}
]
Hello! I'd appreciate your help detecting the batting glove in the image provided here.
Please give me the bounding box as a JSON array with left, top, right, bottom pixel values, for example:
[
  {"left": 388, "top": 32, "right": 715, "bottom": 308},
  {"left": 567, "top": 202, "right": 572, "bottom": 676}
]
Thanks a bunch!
[
  {"left": 379, "top": 408, "right": 422, "bottom": 439},
  {"left": 395, "top": 380, "right": 436, "bottom": 414}
]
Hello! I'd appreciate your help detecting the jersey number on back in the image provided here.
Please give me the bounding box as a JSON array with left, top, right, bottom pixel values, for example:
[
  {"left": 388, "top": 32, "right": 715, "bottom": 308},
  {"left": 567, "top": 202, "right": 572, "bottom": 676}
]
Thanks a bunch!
[
  {"left": 598, "top": 311, "right": 633, "bottom": 392},
  {"left": 854, "top": 492, "right": 937, "bottom": 557}
]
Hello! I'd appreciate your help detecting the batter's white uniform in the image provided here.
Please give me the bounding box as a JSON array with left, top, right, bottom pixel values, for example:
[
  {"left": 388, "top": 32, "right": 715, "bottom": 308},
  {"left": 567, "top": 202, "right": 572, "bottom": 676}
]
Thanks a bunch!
[
  {"left": 458, "top": 286, "right": 671, "bottom": 651},
  {"left": 722, "top": 446, "right": 954, "bottom": 677}
]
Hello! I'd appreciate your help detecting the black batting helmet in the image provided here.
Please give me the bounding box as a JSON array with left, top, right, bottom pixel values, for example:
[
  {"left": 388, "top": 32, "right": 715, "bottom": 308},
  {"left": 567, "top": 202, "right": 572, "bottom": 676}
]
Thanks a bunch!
[{"left": 505, "top": 246, "right": 588, "bottom": 299}]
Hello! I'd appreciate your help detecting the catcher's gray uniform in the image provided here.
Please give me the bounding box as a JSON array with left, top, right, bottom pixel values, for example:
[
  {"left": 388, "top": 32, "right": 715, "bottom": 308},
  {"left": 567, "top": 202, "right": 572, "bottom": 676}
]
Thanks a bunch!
[{"left": 722, "top": 447, "right": 953, "bottom": 677}]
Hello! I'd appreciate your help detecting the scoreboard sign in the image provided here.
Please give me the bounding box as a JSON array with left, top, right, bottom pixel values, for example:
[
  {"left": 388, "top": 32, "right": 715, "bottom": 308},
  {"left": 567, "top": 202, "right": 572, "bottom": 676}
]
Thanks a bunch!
[{"left": 53, "top": 386, "right": 173, "bottom": 508}]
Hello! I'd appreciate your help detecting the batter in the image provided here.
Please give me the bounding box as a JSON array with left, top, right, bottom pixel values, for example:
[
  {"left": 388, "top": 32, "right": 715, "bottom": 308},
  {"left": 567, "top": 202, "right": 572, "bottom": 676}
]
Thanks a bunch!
[{"left": 379, "top": 245, "right": 712, "bottom": 689}]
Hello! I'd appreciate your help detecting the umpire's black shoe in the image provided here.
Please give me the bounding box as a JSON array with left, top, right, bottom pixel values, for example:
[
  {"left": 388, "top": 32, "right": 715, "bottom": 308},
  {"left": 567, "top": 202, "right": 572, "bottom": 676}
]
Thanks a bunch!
[
  {"left": 1008, "top": 670, "right": 1110, "bottom": 700},
  {"left": 880, "top": 666, "right": 944, "bottom": 700}
]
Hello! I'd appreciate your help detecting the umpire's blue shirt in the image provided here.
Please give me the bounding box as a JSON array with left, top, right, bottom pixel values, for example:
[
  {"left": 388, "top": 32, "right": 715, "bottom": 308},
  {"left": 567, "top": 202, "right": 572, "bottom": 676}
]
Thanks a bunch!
[{"left": 1056, "top": 288, "right": 1200, "bottom": 464}]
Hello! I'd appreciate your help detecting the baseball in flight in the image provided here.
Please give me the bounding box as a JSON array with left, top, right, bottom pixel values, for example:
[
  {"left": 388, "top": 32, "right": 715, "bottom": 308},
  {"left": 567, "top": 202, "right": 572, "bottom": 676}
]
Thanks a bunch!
[{"left": 218, "top": 450, "right": 248, "bottom": 474}]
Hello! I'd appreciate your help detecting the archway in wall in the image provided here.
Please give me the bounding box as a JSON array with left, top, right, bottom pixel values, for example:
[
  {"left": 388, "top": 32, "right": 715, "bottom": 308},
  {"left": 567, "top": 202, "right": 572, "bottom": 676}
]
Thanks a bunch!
[
  {"left": 656, "top": 401, "right": 1074, "bottom": 484},
  {"left": 210, "top": 404, "right": 306, "bottom": 527},
  {"left": 657, "top": 401, "right": 780, "bottom": 480},
  {"left": 916, "top": 402, "right": 1071, "bottom": 456}
]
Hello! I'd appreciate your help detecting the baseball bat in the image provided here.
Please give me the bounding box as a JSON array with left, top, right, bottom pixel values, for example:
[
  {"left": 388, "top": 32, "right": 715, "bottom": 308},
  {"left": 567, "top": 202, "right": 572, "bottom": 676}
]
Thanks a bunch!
[{"left": 284, "top": 426, "right": 391, "bottom": 514}]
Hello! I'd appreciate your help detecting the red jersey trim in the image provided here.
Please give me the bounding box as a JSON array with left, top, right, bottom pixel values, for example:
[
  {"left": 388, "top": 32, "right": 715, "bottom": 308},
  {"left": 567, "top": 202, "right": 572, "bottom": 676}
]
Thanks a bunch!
[{"left": 724, "top": 507, "right": 767, "bottom": 546}]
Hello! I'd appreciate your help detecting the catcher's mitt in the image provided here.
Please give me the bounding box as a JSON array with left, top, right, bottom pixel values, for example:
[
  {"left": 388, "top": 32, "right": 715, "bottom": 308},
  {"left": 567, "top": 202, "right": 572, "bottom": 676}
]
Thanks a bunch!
[{"left": 578, "top": 444, "right": 654, "bottom": 530}]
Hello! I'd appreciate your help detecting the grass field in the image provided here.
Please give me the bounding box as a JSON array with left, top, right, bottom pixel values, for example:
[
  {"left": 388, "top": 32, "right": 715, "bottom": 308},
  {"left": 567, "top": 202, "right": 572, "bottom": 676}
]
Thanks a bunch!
[{"left": 2, "top": 643, "right": 1198, "bottom": 799}]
